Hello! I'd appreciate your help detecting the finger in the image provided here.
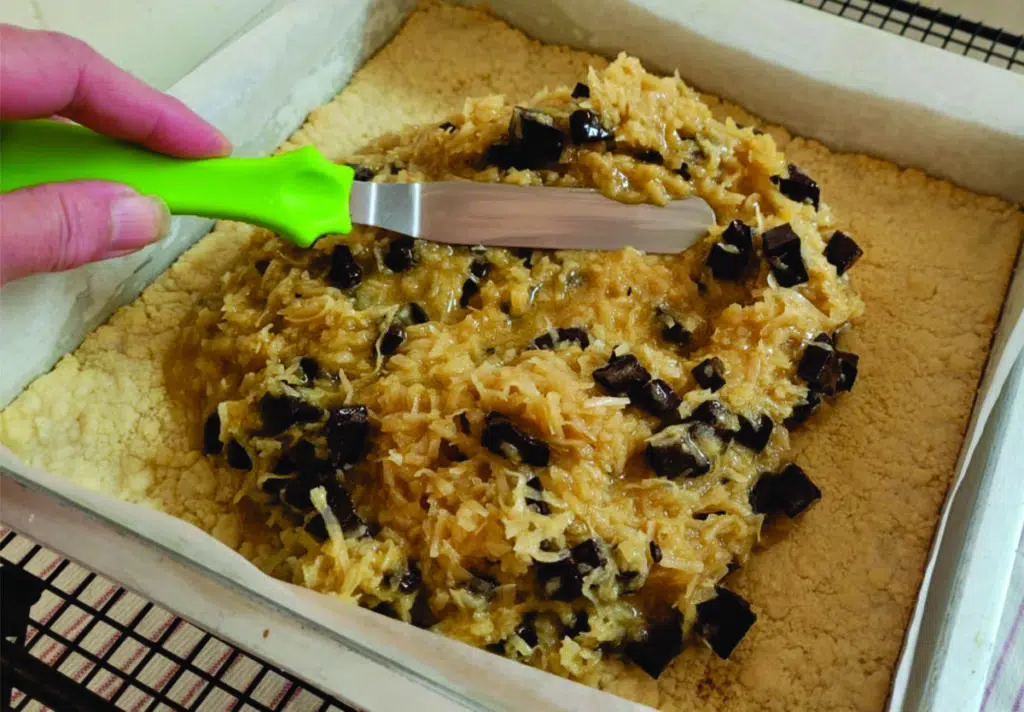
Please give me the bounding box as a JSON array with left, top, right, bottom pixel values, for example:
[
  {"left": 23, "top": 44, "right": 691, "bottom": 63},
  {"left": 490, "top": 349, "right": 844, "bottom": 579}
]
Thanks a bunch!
[
  {"left": 0, "top": 24, "right": 231, "bottom": 158},
  {"left": 0, "top": 181, "right": 170, "bottom": 285}
]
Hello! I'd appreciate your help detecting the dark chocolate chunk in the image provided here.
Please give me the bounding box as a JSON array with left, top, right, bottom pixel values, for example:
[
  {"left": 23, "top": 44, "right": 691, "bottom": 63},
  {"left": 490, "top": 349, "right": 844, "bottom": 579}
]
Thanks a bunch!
[
  {"left": 457, "top": 412, "right": 471, "bottom": 435},
  {"left": 633, "top": 379, "right": 683, "bottom": 417},
  {"left": 259, "top": 475, "right": 289, "bottom": 497},
  {"left": 527, "top": 498, "right": 551, "bottom": 515},
  {"left": 797, "top": 338, "right": 841, "bottom": 396},
  {"left": 783, "top": 391, "right": 822, "bottom": 429},
  {"left": 536, "top": 556, "right": 583, "bottom": 601},
  {"left": 389, "top": 164, "right": 402, "bottom": 175},
  {"left": 835, "top": 351, "right": 859, "bottom": 392},
  {"left": 722, "top": 220, "right": 754, "bottom": 253},
  {"left": 735, "top": 414, "right": 774, "bottom": 452},
  {"left": 484, "top": 641, "right": 506, "bottom": 654},
  {"left": 484, "top": 142, "right": 517, "bottom": 168},
  {"left": 347, "top": 164, "right": 375, "bottom": 182},
  {"left": 202, "top": 411, "right": 222, "bottom": 455},
  {"left": 371, "top": 602, "right": 400, "bottom": 619},
  {"left": 225, "top": 440, "right": 252, "bottom": 471},
  {"left": 571, "top": 539, "right": 605, "bottom": 572},
  {"left": 649, "top": 541, "right": 663, "bottom": 563},
  {"left": 325, "top": 480, "right": 366, "bottom": 532},
  {"left": 259, "top": 393, "right": 322, "bottom": 436},
  {"left": 567, "top": 610, "right": 590, "bottom": 637},
  {"left": 286, "top": 439, "right": 331, "bottom": 479},
  {"left": 695, "top": 587, "right": 756, "bottom": 659},
  {"left": 467, "top": 573, "right": 500, "bottom": 598},
  {"left": 762, "top": 224, "right": 808, "bottom": 287},
  {"left": 383, "top": 235, "right": 417, "bottom": 272},
  {"left": 440, "top": 439, "right": 468, "bottom": 463},
  {"left": 692, "top": 357, "right": 726, "bottom": 392},
  {"left": 326, "top": 405, "right": 370, "bottom": 467},
  {"left": 526, "top": 476, "right": 543, "bottom": 491},
  {"left": 623, "top": 609, "right": 684, "bottom": 679},
  {"left": 675, "top": 164, "right": 691, "bottom": 181},
  {"left": 488, "top": 108, "right": 566, "bottom": 169},
  {"left": 470, "top": 259, "right": 491, "bottom": 281},
  {"left": 514, "top": 247, "right": 534, "bottom": 267},
  {"left": 825, "top": 231, "right": 863, "bottom": 275},
  {"left": 304, "top": 514, "right": 329, "bottom": 542},
  {"left": 407, "top": 302, "right": 429, "bottom": 324},
  {"left": 646, "top": 424, "right": 711, "bottom": 479},
  {"left": 481, "top": 412, "right": 551, "bottom": 467},
  {"left": 439, "top": 121, "right": 457, "bottom": 133},
  {"left": 593, "top": 354, "right": 651, "bottom": 396},
  {"left": 530, "top": 326, "right": 590, "bottom": 351},
  {"left": 398, "top": 561, "right": 422, "bottom": 594},
  {"left": 516, "top": 613, "right": 539, "bottom": 648},
  {"left": 281, "top": 473, "right": 320, "bottom": 511},
  {"left": 328, "top": 244, "right": 362, "bottom": 289},
  {"left": 299, "top": 357, "right": 319, "bottom": 383},
  {"left": 379, "top": 323, "right": 406, "bottom": 356},
  {"left": 459, "top": 278, "right": 480, "bottom": 308},
  {"left": 661, "top": 317, "right": 691, "bottom": 346},
  {"left": 707, "top": 242, "right": 748, "bottom": 281},
  {"left": 410, "top": 594, "right": 438, "bottom": 629},
  {"left": 571, "top": 82, "right": 590, "bottom": 99},
  {"left": 569, "top": 109, "right": 613, "bottom": 144},
  {"left": 771, "top": 164, "right": 820, "bottom": 210},
  {"left": 750, "top": 463, "right": 821, "bottom": 517},
  {"left": 686, "top": 400, "right": 729, "bottom": 429},
  {"left": 254, "top": 259, "right": 269, "bottom": 275},
  {"left": 634, "top": 149, "right": 664, "bottom": 165}
]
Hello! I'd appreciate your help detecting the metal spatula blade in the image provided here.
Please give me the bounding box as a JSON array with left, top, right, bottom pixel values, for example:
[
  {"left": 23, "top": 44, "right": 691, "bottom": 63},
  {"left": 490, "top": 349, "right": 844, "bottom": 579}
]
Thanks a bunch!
[
  {"left": 350, "top": 181, "right": 716, "bottom": 254},
  {"left": 2, "top": 120, "right": 716, "bottom": 253}
]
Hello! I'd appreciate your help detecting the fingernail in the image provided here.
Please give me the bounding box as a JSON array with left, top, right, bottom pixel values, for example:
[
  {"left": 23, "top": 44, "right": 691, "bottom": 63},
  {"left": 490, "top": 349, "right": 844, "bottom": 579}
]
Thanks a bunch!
[{"left": 110, "top": 195, "right": 170, "bottom": 251}]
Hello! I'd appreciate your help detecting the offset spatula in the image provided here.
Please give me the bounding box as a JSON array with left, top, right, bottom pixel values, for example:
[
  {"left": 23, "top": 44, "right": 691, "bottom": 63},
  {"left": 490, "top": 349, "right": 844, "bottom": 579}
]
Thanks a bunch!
[{"left": 1, "top": 120, "right": 715, "bottom": 253}]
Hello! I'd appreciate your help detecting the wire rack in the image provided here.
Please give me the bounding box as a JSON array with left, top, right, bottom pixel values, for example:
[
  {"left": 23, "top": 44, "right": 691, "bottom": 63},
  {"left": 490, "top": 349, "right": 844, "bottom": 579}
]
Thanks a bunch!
[
  {"left": 2, "top": 3, "right": 1022, "bottom": 712},
  {"left": 790, "top": 0, "right": 1024, "bottom": 73}
]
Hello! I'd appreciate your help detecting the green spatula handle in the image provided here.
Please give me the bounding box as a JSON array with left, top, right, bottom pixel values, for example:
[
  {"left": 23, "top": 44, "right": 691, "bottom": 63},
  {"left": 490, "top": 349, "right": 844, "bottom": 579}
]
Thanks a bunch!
[{"left": 0, "top": 120, "right": 355, "bottom": 248}]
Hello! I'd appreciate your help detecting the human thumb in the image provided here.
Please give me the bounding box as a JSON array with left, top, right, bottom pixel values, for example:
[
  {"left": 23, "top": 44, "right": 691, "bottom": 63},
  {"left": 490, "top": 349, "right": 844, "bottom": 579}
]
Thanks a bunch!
[{"left": 0, "top": 180, "right": 170, "bottom": 285}]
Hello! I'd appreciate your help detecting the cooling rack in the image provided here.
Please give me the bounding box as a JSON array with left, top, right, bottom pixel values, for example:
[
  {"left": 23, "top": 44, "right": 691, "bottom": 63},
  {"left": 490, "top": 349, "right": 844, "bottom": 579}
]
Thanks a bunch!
[{"left": 2, "top": 2, "right": 1022, "bottom": 710}]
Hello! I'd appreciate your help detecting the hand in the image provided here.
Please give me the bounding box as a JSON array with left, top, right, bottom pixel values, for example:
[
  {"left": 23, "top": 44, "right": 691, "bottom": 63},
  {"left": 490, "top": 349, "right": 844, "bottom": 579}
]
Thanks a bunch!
[{"left": 0, "top": 24, "right": 231, "bottom": 285}]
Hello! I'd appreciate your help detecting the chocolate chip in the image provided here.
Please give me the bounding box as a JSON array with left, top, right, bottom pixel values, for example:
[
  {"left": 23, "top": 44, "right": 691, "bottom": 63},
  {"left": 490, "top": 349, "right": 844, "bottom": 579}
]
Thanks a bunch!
[
  {"left": 259, "top": 475, "right": 289, "bottom": 496},
  {"left": 286, "top": 440, "right": 332, "bottom": 480},
  {"left": 383, "top": 236, "right": 417, "bottom": 272},
  {"left": 571, "top": 82, "right": 590, "bottom": 99},
  {"left": 202, "top": 412, "right": 222, "bottom": 455},
  {"left": 530, "top": 326, "right": 590, "bottom": 351},
  {"left": 761, "top": 224, "right": 808, "bottom": 288},
  {"left": 634, "top": 149, "right": 664, "bottom": 165},
  {"left": 536, "top": 556, "right": 583, "bottom": 601},
  {"left": 526, "top": 476, "right": 543, "bottom": 491},
  {"left": 571, "top": 539, "right": 605, "bottom": 572},
  {"left": 736, "top": 414, "right": 774, "bottom": 452},
  {"left": 675, "top": 164, "right": 691, "bottom": 181},
  {"left": 226, "top": 440, "right": 252, "bottom": 470},
  {"left": 695, "top": 587, "right": 756, "bottom": 659},
  {"left": 835, "top": 351, "right": 859, "bottom": 392},
  {"left": 707, "top": 242, "right": 748, "bottom": 281},
  {"left": 662, "top": 323, "right": 691, "bottom": 347},
  {"left": 299, "top": 357, "right": 319, "bottom": 383},
  {"left": 692, "top": 357, "right": 726, "bottom": 392},
  {"left": 633, "top": 379, "right": 682, "bottom": 417},
  {"left": 459, "top": 278, "right": 480, "bottom": 308},
  {"left": 569, "top": 109, "right": 613, "bottom": 144},
  {"left": 797, "top": 337, "right": 841, "bottom": 396},
  {"left": 513, "top": 247, "right": 534, "bottom": 267},
  {"left": 527, "top": 498, "right": 551, "bottom": 515},
  {"left": 439, "top": 121, "right": 457, "bottom": 133},
  {"left": 398, "top": 561, "right": 422, "bottom": 594},
  {"left": 649, "top": 541, "right": 663, "bottom": 563},
  {"left": 750, "top": 463, "right": 821, "bottom": 517},
  {"left": 488, "top": 108, "right": 566, "bottom": 169},
  {"left": 783, "top": 391, "right": 822, "bottom": 429},
  {"left": 516, "top": 612, "right": 539, "bottom": 648},
  {"left": 470, "top": 259, "right": 490, "bottom": 281},
  {"left": 567, "top": 610, "right": 590, "bottom": 637},
  {"left": 407, "top": 303, "right": 429, "bottom": 324},
  {"left": 771, "top": 164, "right": 820, "bottom": 209},
  {"left": 371, "top": 602, "right": 399, "bottom": 619},
  {"left": 380, "top": 323, "right": 406, "bottom": 356},
  {"left": 484, "top": 641, "right": 506, "bottom": 654},
  {"left": 686, "top": 400, "right": 730, "bottom": 429},
  {"left": 326, "top": 405, "right": 369, "bottom": 467},
  {"left": 623, "top": 608, "right": 684, "bottom": 679},
  {"left": 328, "top": 245, "right": 362, "bottom": 289},
  {"left": 347, "top": 164, "right": 375, "bottom": 182},
  {"left": 410, "top": 593, "right": 438, "bottom": 629},
  {"left": 282, "top": 474, "right": 321, "bottom": 511},
  {"left": 457, "top": 412, "right": 471, "bottom": 435},
  {"left": 326, "top": 480, "right": 366, "bottom": 532},
  {"left": 722, "top": 220, "right": 754, "bottom": 253},
  {"left": 593, "top": 354, "right": 651, "bottom": 397},
  {"left": 304, "top": 514, "right": 329, "bottom": 541},
  {"left": 825, "top": 231, "right": 863, "bottom": 275},
  {"left": 646, "top": 424, "right": 711, "bottom": 479},
  {"left": 259, "top": 393, "right": 322, "bottom": 436},
  {"left": 481, "top": 412, "right": 550, "bottom": 467},
  {"left": 467, "top": 574, "right": 500, "bottom": 598},
  {"left": 254, "top": 259, "right": 269, "bottom": 275}
]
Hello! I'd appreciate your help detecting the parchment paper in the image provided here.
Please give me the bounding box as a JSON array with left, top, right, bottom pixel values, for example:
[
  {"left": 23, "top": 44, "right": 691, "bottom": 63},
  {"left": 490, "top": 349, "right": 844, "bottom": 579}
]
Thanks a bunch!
[{"left": 1, "top": 1, "right": 1023, "bottom": 710}]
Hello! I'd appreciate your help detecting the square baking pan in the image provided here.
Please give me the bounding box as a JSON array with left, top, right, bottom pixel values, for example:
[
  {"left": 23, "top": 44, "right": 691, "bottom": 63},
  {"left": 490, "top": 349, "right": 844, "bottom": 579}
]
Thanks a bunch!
[{"left": 1, "top": 1, "right": 1022, "bottom": 710}]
